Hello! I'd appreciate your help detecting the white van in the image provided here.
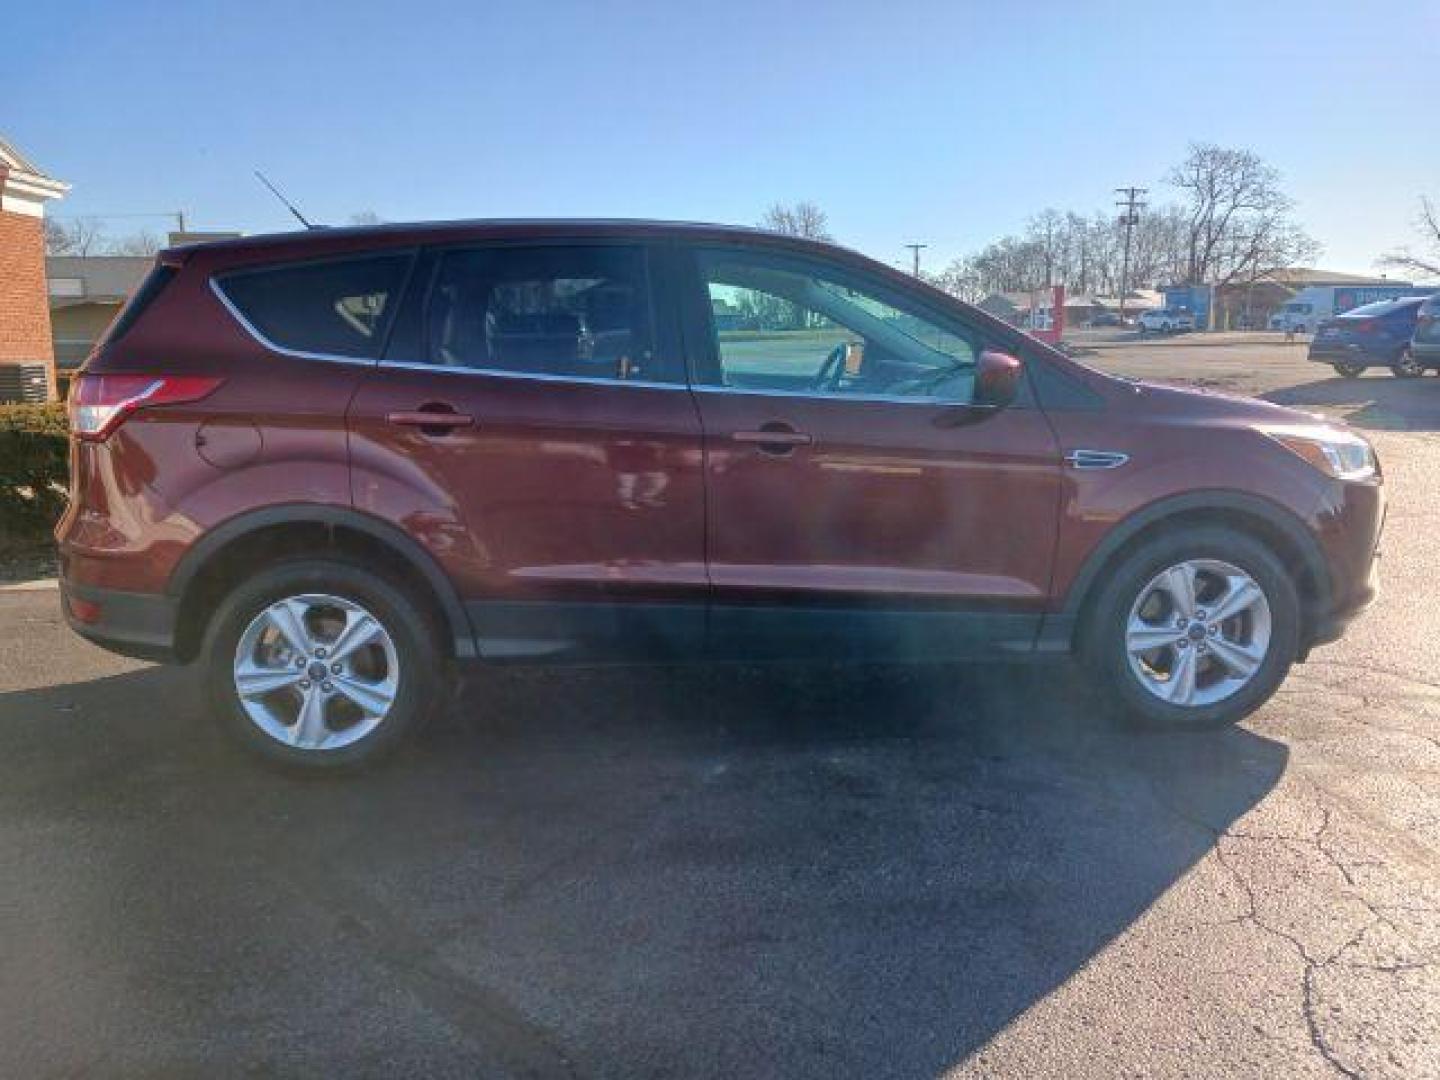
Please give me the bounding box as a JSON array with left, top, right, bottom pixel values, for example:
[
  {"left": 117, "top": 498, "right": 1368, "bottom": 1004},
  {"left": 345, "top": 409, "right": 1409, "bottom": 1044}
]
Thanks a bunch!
[{"left": 1270, "top": 284, "right": 1418, "bottom": 333}]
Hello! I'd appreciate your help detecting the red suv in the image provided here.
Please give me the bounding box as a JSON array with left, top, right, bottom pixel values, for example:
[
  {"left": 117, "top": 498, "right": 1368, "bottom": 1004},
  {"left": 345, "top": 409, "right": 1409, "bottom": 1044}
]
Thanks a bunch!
[{"left": 57, "top": 220, "right": 1383, "bottom": 769}]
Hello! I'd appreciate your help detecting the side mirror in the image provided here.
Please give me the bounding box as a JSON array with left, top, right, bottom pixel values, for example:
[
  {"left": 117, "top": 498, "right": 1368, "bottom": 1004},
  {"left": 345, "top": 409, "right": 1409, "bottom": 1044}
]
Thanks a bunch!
[{"left": 974, "top": 350, "right": 1023, "bottom": 408}]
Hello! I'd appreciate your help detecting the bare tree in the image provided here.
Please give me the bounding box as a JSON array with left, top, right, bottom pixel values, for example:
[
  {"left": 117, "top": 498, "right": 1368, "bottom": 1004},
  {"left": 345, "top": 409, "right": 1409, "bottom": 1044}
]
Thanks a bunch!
[
  {"left": 1126, "top": 205, "right": 1190, "bottom": 290},
  {"left": 1167, "top": 143, "right": 1315, "bottom": 287},
  {"left": 44, "top": 216, "right": 107, "bottom": 256},
  {"left": 108, "top": 231, "right": 162, "bottom": 256},
  {"left": 759, "top": 201, "right": 832, "bottom": 241},
  {"left": 930, "top": 258, "right": 985, "bottom": 302},
  {"left": 931, "top": 146, "right": 1318, "bottom": 303},
  {"left": 1379, "top": 197, "right": 1440, "bottom": 279}
]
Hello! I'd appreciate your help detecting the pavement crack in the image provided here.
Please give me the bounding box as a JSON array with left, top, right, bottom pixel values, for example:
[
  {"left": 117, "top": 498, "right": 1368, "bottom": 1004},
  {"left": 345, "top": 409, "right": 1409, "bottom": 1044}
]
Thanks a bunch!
[
  {"left": 1159, "top": 790, "right": 1382, "bottom": 1079},
  {"left": 1210, "top": 835, "right": 1366, "bottom": 1079}
]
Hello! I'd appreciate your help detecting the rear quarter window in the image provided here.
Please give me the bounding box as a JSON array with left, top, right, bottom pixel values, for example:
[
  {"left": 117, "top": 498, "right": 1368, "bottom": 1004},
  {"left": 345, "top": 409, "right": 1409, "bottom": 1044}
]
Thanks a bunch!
[
  {"left": 99, "top": 264, "right": 176, "bottom": 347},
  {"left": 215, "top": 253, "right": 414, "bottom": 359}
]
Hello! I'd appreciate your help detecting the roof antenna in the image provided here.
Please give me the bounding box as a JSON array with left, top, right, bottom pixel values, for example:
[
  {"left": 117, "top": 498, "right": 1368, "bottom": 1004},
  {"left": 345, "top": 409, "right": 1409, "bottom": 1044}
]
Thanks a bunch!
[{"left": 254, "top": 170, "right": 318, "bottom": 230}]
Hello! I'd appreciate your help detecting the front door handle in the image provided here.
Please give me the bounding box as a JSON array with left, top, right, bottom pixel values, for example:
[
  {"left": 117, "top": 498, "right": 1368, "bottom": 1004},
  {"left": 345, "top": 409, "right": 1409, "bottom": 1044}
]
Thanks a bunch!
[
  {"left": 386, "top": 406, "right": 474, "bottom": 433},
  {"left": 732, "top": 423, "right": 812, "bottom": 455}
]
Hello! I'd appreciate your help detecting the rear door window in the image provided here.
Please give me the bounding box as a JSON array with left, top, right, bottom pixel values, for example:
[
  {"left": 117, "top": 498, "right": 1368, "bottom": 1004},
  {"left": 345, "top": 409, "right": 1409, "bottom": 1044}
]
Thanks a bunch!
[
  {"left": 420, "top": 245, "right": 671, "bottom": 383},
  {"left": 216, "top": 253, "right": 413, "bottom": 359}
]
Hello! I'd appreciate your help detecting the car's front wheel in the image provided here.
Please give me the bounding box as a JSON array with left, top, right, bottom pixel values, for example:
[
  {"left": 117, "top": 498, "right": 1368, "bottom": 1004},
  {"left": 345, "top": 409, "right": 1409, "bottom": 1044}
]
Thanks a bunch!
[
  {"left": 202, "top": 558, "right": 442, "bottom": 770},
  {"left": 1333, "top": 360, "right": 1365, "bottom": 378},
  {"left": 1084, "top": 528, "right": 1300, "bottom": 730},
  {"left": 1392, "top": 347, "right": 1424, "bottom": 378}
]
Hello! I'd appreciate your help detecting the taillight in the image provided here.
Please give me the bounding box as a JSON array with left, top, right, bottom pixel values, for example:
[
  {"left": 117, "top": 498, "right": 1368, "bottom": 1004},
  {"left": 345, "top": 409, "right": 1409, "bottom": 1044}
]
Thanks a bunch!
[{"left": 68, "top": 374, "right": 223, "bottom": 441}]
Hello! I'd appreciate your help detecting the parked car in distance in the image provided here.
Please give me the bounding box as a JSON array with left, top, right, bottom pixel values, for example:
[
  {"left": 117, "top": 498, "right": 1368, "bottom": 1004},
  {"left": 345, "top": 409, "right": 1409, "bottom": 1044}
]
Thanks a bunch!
[
  {"left": 1270, "top": 283, "right": 1424, "bottom": 334},
  {"left": 1308, "top": 295, "right": 1431, "bottom": 378},
  {"left": 1409, "top": 292, "right": 1440, "bottom": 372},
  {"left": 58, "top": 220, "right": 1384, "bottom": 770},
  {"left": 1086, "top": 311, "right": 1127, "bottom": 328},
  {"left": 1137, "top": 308, "right": 1195, "bottom": 334}
]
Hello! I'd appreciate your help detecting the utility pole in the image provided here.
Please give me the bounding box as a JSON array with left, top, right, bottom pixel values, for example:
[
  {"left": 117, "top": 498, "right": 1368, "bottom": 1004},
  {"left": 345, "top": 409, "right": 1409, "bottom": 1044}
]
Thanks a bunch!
[
  {"left": 903, "top": 243, "right": 928, "bottom": 278},
  {"left": 1115, "top": 187, "right": 1146, "bottom": 325}
]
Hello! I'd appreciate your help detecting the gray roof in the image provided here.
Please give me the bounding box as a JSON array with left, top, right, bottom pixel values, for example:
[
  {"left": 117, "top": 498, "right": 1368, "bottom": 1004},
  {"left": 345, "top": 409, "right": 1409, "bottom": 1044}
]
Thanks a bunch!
[
  {"left": 1260, "top": 267, "right": 1404, "bottom": 287},
  {"left": 47, "top": 256, "right": 152, "bottom": 304},
  {"left": 0, "top": 135, "right": 57, "bottom": 181}
]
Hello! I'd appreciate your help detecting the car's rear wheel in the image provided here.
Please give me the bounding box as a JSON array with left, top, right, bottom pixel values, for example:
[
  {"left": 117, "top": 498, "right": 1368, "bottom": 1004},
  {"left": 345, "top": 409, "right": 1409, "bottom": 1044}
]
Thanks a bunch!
[
  {"left": 1084, "top": 528, "right": 1300, "bottom": 731},
  {"left": 1392, "top": 348, "right": 1424, "bottom": 378},
  {"left": 202, "top": 558, "right": 442, "bottom": 771},
  {"left": 1333, "top": 360, "right": 1365, "bottom": 378}
]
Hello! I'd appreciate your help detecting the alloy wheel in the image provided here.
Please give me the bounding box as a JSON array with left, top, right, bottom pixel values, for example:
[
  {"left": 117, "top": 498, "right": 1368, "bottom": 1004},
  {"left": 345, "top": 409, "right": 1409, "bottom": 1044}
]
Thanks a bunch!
[
  {"left": 1124, "top": 559, "right": 1272, "bottom": 709},
  {"left": 233, "top": 593, "right": 400, "bottom": 751},
  {"left": 1393, "top": 349, "right": 1423, "bottom": 378}
]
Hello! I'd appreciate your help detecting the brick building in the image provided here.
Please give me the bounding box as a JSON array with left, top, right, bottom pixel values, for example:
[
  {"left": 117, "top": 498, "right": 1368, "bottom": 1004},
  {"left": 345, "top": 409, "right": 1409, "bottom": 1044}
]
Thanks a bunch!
[{"left": 0, "top": 136, "right": 69, "bottom": 398}]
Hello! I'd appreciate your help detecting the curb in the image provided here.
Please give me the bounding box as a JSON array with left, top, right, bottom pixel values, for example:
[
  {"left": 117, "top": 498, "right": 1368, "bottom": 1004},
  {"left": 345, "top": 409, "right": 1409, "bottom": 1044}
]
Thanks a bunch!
[{"left": 0, "top": 578, "right": 58, "bottom": 593}]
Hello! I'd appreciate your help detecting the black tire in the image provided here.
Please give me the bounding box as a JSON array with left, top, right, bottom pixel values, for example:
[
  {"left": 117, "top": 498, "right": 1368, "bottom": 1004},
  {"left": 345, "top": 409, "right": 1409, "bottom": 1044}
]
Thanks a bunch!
[
  {"left": 1082, "top": 527, "right": 1300, "bottom": 731},
  {"left": 201, "top": 557, "right": 443, "bottom": 771},
  {"left": 1391, "top": 347, "right": 1423, "bottom": 378},
  {"left": 1333, "top": 361, "right": 1365, "bottom": 378}
]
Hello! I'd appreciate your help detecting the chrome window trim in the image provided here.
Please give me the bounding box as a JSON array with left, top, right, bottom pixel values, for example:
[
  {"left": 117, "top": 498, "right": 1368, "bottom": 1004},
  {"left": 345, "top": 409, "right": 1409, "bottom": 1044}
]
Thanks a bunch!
[
  {"left": 376, "top": 357, "right": 689, "bottom": 392},
  {"left": 690, "top": 383, "right": 973, "bottom": 407},
  {"left": 212, "top": 271, "right": 980, "bottom": 402},
  {"left": 209, "top": 278, "right": 378, "bottom": 367}
]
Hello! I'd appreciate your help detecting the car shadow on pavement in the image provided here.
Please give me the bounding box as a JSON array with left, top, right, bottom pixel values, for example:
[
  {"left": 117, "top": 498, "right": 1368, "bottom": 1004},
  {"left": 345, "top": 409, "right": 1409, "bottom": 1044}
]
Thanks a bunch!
[
  {"left": 0, "top": 661, "right": 1287, "bottom": 1078},
  {"left": 1264, "top": 374, "right": 1440, "bottom": 432}
]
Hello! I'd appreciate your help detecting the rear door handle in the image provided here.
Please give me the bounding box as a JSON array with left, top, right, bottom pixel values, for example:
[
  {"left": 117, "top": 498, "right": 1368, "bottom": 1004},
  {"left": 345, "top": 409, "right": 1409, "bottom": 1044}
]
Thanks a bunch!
[
  {"left": 386, "top": 408, "right": 474, "bottom": 431},
  {"left": 732, "top": 424, "right": 812, "bottom": 454}
]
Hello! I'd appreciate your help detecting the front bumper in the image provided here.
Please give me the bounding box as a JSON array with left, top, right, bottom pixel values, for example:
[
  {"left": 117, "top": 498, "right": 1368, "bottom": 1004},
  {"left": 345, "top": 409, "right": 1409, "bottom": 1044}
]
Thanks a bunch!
[
  {"left": 1304, "top": 478, "right": 1385, "bottom": 655},
  {"left": 1305, "top": 548, "right": 1378, "bottom": 650},
  {"left": 60, "top": 579, "right": 180, "bottom": 663}
]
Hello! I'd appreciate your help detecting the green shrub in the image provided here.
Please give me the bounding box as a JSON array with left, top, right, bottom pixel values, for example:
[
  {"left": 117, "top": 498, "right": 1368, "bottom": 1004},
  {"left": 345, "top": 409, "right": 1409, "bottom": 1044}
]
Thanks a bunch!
[{"left": 0, "top": 402, "right": 70, "bottom": 544}]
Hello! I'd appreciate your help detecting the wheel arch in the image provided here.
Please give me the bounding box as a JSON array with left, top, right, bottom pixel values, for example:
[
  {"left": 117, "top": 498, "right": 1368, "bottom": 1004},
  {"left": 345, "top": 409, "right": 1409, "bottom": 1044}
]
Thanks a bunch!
[
  {"left": 167, "top": 504, "right": 475, "bottom": 663},
  {"left": 1056, "top": 490, "right": 1331, "bottom": 654}
]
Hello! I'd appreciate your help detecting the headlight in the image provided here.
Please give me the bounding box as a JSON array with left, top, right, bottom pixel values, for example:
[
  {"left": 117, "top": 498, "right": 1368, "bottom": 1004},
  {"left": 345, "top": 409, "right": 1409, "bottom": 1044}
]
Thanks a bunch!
[{"left": 1258, "top": 424, "right": 1377, "bottom": 481}]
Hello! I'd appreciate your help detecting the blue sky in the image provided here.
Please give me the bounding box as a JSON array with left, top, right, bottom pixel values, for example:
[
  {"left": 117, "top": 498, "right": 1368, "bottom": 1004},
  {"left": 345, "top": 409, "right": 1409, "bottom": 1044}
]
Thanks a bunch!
[{"left": 6, "top": 0, "right": 1437, "bottom": 275}]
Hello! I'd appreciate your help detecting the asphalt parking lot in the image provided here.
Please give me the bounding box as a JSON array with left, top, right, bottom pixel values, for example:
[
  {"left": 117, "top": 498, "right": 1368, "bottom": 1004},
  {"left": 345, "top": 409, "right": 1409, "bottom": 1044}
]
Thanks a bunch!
[{"left": 1, "top": 338, "right": 1437, "bottom": 1078}]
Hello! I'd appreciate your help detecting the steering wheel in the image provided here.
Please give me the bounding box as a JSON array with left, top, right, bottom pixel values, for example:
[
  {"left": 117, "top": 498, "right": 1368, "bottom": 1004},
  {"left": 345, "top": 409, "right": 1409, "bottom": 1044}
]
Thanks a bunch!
[{"left": 811, "top": 343, "right": 848, "bottom": 392}]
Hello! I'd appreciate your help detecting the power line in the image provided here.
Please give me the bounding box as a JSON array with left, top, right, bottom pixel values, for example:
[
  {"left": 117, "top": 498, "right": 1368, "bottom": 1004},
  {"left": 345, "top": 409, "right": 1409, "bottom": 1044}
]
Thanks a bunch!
[
  {"left": 903, "top": 242, "right": 928, "bottom": 277},
  {"left": 1115, "top": 187, "right": 1147, "bottom": 324},
  {"left": 51, "top": 210, "right": 187, "bottom": 231}
]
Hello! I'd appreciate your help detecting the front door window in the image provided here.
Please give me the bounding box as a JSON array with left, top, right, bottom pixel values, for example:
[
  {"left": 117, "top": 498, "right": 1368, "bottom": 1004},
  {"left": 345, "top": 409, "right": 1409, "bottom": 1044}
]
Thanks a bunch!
[{"left": 700, "top": 249, "right": 978, "bottom": 402}]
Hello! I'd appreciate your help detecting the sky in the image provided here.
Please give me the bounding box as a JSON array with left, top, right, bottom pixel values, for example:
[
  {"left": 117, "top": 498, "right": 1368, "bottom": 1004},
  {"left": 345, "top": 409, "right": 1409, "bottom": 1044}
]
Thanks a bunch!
[{"left": 6, "top": 0, "right": 1438, "bottom": 276}]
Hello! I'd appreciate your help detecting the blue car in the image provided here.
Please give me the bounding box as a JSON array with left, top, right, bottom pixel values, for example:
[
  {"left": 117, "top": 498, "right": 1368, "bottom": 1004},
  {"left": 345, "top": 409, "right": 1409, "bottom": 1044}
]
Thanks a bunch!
[
  {"left": 1309, "top": 296, "right": 1432, "bottom": 378},
  {"left": 1411, "top": 292, "right": 1440, "bottom": 371}
]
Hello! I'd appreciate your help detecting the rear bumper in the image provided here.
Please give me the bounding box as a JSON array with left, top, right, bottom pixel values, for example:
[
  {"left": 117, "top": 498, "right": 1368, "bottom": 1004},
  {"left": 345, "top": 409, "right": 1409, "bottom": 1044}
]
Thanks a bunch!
[
  {"left": 1307, "top": 343, "right": 1384, "bottom": 364},
  {"left": 60, "top": 579, "right": 180, "bottom": 663}
]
